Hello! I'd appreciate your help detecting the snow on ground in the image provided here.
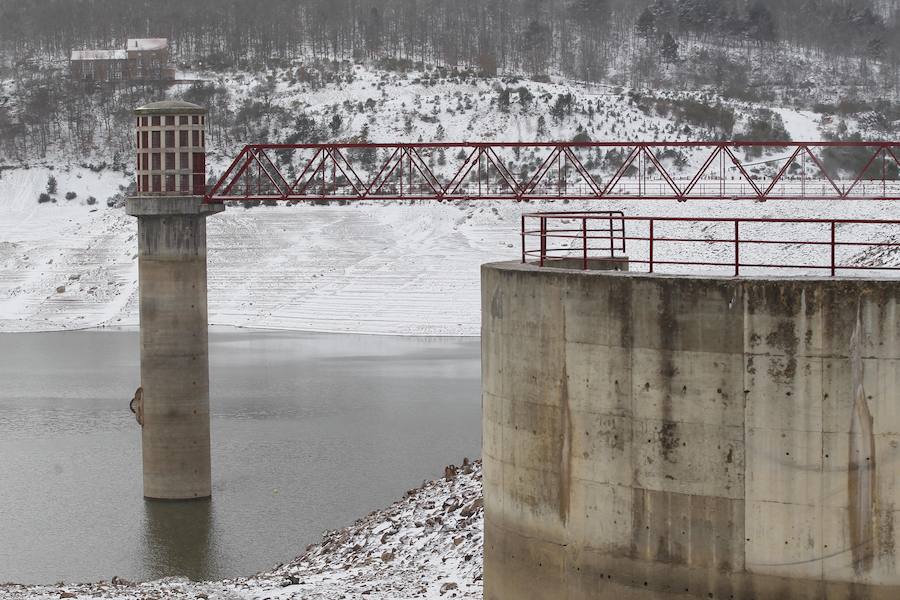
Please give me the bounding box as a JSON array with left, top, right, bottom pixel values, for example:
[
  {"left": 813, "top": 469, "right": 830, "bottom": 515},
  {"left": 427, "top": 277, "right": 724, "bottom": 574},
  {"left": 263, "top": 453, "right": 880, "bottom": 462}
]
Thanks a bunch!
[
  {"left": 205, "top": 65, "right": 682, "bottom": 168},
  {"left": 0, "top": 461, "right": 484, "bottom": 600},
  {"left": 2, "top": 163, "right": 900, "bottom": 335},
  {"left": 0, "top": 167, "right": 135, "bottom": 332},
  {"left": 198, "top": 63, "right": 827, "bottom": 175},
  {"left": 205, "top": 200, "right": 519, "bottom": 335},
  {"left": 773, "top": 108, "right": 820, "bottom": 141}
]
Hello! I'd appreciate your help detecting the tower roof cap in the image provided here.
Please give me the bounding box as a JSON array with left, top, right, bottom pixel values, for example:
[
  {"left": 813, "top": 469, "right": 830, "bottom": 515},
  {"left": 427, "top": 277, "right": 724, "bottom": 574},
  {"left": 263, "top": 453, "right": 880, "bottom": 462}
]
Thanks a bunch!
[{"left": 134, "top": 100, "right": 206, "bottom": 116}]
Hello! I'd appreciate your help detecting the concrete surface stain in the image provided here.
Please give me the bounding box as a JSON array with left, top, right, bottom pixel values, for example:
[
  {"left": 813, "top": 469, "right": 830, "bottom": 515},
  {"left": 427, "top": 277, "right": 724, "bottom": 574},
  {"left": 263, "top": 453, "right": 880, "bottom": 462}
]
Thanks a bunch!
[
  {"left": 558, "top": 302, "right": 571, "bottom": 525},
  {"left": 657, "top": 286, "right": 679, "bottom": 464},
  {"left": 878, "top": 510, "right": 895, "bottom": 563},
  {"left": 490, "top": 287, "right": 503, "bottom": 320},
  {"left": 848, "top": 305, "right": 876, "bottom": 575},
  {"left": 658, "top": 422, "right": 680, "bottom": 463},
  {"left": 765, "top": 320, "right": 799, "bottom": 382}
]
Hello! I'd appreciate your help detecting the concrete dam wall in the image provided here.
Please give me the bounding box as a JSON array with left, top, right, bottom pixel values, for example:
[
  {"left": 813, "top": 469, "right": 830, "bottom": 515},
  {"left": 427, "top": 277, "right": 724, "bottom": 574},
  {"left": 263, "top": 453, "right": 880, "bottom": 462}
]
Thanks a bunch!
[{"left": 482, "top": 261, "right": 900, "bottom": 599}]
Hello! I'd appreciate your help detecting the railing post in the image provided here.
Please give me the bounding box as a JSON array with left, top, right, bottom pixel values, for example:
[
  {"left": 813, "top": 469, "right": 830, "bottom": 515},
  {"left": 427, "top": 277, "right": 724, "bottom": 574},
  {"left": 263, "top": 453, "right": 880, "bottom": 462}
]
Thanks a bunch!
[
  {"left": 608, "top": 214, "right": 614, "bottom": 258},
  {"left": 830, "top": 221, "right": 836, "bottom": 277},
  {"left": 540, "top": 217, "right": 546, "bottom": 267},
  {"left": 734, "top": 220, "right": 740, "bottom": 277},
  {"left": 477, "top": 148, "right": 482, "bottom": 198},
  {"left": 649, "top": 219, "right": 654, "bottom": 273},
  {"left": 521, "top": 214, "right": 526, "bottom": 264},
  {"left": 638, "top": 146, "right": 643, "bottom": 197},
  {"left": 583, "top": 217, "right": 588, "bottom": 270}
]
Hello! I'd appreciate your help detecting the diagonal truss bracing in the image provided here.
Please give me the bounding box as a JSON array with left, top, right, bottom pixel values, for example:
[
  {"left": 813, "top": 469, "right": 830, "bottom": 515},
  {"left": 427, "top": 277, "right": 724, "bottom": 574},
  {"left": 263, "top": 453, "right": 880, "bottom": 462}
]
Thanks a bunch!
[{"left": 205, "top": 141, "right": 900, "bottom": 203}]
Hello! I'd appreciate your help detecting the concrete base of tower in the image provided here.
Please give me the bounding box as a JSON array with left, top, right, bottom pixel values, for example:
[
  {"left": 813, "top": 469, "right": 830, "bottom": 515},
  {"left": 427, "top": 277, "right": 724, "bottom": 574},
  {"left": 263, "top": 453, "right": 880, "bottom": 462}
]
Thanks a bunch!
[{"left": 127, "top": 196, "right": 224, "bottom": 500}]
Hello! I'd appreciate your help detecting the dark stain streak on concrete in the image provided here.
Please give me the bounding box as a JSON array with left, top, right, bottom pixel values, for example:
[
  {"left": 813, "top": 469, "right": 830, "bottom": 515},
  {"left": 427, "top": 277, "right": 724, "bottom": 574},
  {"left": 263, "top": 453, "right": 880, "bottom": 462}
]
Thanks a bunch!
[
  {"left": 658, "top": 422, "right": 680, "bottom": 463},
  {"left": 490, "top": 287, "right": 503, "bottom": 320},
  {"left": 879, "top": 511, "right": 895, "bottom": 561},
  {"left": 848, "top": 307, "right": 877, "bottom": 575},
  {"left": 765, "top": 320, "right": 799, "bottom": 382},
  {"left": 746, "top": 355, "right": 757, "bottom": 375},
  {"left": 657, "top": 286, "right": 679, "bottom": 465},
  {"left": 558, "top": 302, "right": 571, "bottom": 525},
  {"left": 765, "top": 321, "right": 799, "bottom": 351}
]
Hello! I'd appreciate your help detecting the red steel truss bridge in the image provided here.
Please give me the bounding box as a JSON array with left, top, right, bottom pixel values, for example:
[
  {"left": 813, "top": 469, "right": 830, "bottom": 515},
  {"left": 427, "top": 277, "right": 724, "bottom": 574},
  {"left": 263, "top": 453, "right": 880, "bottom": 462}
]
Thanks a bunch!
[{"left": 205, "top": 141, "right": 900, "bottom": 203}]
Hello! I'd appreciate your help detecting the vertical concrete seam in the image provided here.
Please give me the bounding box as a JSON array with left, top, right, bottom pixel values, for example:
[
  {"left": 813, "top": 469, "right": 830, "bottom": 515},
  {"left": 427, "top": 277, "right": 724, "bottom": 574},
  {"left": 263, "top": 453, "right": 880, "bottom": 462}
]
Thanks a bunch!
[
  {"left": 809, "top": 288, "right": 828, "bottom": 582},
  {"left": 559, "top": 298, "right": 571, "bottom": 526},
  {"left": 816, "top": 286, "right": 827, "bottom": 584},
  {"left": 806, "top": 286, "right": 828, "bottom": 583},
  {"left": 741, "top": 280, "right": 750, "bottom": 572}
]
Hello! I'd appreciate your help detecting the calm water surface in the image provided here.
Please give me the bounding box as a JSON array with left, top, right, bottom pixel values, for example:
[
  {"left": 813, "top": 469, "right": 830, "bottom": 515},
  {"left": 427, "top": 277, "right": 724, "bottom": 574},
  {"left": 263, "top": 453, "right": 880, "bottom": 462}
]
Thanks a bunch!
[{"left": 0, "top": 329, "right": 481, "bottom": 584}]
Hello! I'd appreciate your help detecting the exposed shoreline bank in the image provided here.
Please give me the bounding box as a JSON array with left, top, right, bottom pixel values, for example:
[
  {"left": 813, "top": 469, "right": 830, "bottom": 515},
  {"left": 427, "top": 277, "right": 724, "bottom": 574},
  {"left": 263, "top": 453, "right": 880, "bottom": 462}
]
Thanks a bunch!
[{"left": 0, "top": 461, "right": 484, "bottom": 600}]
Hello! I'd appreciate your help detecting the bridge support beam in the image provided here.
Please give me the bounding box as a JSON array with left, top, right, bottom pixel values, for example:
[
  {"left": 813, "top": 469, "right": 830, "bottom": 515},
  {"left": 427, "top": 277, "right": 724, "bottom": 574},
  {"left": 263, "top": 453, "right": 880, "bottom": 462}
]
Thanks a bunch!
[{"left": 127, "top": 196, "right": 224, "bottom": 500}]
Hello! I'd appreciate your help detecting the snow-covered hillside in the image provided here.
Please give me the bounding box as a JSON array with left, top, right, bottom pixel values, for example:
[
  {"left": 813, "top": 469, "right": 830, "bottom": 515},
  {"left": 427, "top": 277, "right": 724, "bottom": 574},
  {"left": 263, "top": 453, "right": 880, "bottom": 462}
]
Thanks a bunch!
[
  {"left": 3, "top": 165, "right": 899, "bottom": 336},
  {"left": 198, "top": 62, "right": 832, "bottom": 174},
  {"left": 2, "top": 65, "right": 899, "bottom": 335},
  {"left": 0, "top": 168, "right": 134, "bottom": 331},
  {"left": 2, "top": 60, "right": 829, "bottom": 173},
  {"left": 0, "top": 460, "right": 484, "bottom": 600}
]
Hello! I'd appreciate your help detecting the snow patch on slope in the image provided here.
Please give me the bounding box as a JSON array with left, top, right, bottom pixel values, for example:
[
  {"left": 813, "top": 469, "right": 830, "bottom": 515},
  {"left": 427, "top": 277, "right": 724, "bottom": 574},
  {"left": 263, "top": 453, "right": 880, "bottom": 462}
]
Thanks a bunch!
[
  {"left": 773, "top": 108, "right": 820, "bottom": 140},
  {"left": 0, "top": 167, "right": 135, "bottom": 332}
]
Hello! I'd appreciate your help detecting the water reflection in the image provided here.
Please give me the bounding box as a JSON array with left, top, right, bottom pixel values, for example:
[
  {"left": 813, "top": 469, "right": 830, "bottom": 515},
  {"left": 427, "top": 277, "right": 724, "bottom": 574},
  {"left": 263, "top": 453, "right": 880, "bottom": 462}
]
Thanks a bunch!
[
  {"left": 142, "top": 499, "right": 214, "bottom": 581},
  {"left": 0, "top": 329, "right": 480, "bottom": 583}
]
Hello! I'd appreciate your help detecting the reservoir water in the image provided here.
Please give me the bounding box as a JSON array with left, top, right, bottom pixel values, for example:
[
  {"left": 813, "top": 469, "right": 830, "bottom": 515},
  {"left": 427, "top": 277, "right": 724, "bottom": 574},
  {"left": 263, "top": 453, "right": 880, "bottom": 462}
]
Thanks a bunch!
[{"left": 0, "top": 329, "right": 481, "bottom": 584}]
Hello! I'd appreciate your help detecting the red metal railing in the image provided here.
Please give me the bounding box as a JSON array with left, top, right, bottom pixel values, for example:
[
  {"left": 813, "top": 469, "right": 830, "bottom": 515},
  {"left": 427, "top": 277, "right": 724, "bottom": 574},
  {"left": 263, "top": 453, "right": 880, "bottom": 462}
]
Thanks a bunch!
[
  {"left": 521, "top": 211, "right": 626, "bottom": 270},
  {"left": 206, "top": 141, "right": 900, "bottom": 203},
  {"left": 522, "top": 212, "right": 900, "bottom": 276}
]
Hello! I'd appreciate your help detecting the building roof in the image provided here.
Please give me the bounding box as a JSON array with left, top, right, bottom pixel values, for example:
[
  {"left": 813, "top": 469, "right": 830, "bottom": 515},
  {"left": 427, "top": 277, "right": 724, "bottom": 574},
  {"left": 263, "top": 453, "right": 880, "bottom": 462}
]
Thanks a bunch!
[
  {"left": 127, "top": 38, "right": 168, "bottom": 51},
  {"left": 71, "top": 49, "right": 127, "bottom": 61},
  {"left": 134, "top": 100, "right": 207, "bottom": 116}
]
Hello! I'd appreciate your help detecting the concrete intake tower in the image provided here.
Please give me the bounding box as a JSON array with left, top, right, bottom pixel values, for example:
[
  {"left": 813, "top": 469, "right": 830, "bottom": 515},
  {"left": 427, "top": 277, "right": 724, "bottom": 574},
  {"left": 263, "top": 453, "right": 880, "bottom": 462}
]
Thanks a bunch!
[
  {"left": 127, "top": 101, "right": 224, "bottom": 500},
  {"left": 482, "top": 256, "right": 900, "bottom": 598}
]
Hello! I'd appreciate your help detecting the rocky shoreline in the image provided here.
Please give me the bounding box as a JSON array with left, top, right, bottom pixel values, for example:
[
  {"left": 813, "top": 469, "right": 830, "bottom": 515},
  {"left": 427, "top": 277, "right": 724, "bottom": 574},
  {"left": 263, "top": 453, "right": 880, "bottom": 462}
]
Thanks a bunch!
[{"left": 0, "top": 460, "right": 483, "bottom": 600}]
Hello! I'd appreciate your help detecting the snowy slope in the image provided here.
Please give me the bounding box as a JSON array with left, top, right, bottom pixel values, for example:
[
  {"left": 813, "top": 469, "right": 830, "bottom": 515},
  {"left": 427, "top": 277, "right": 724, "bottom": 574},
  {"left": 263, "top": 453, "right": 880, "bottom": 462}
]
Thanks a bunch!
[
  {"left": 2, "top": 63, "right": 899, "bottom": 335},
  {"left": 209, "top": 66, "right": 788, "bottom": 165},
  {"left": 0, "top": 167, "right": 135, "bottom": 331},
  {"left": 3, "top": 163, "right": 900, "bottom": 336}
]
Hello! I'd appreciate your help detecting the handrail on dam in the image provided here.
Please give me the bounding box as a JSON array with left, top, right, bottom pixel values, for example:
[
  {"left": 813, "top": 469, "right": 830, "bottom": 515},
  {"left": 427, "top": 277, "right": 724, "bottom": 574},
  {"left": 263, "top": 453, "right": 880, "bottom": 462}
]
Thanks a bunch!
[{"left": 522, "top": 212, "right": 900, "bottom": 276}]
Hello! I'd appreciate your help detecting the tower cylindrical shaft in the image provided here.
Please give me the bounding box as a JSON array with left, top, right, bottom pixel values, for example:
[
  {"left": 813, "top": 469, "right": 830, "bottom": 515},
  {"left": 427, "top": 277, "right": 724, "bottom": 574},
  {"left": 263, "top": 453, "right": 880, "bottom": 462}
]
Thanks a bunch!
[{"left": 136, "top": 211, "right": 212, "bottom": 500}]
